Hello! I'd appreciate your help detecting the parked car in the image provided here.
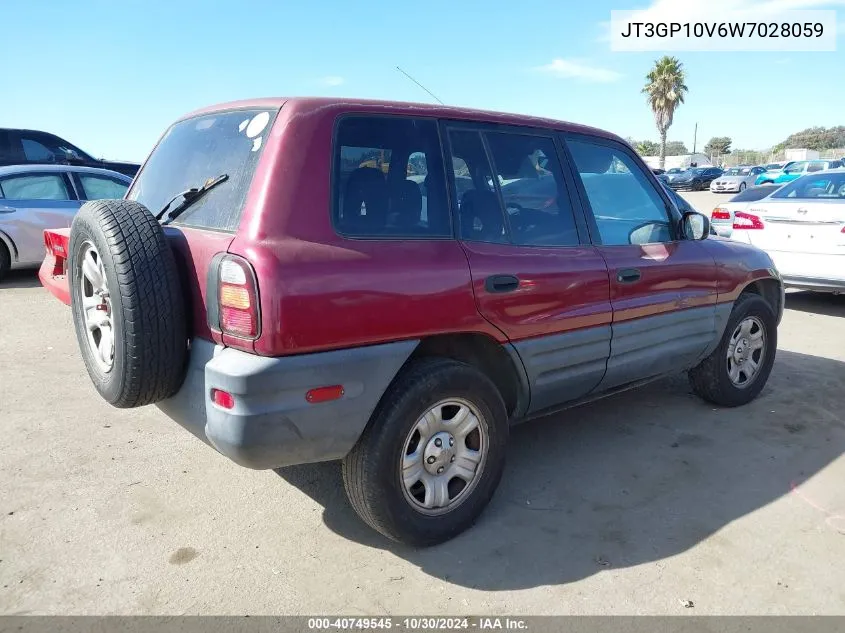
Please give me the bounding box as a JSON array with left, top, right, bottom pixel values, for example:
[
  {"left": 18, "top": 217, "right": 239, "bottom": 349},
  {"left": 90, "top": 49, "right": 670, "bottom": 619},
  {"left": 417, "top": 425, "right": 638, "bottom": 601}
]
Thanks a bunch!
[
  {"left": 0, "top": 165, "right": 130, "bottom": 281},
  {"left": 710, "top": 166, "right": 767, "bottom": 193},
  {"left": 0, "top": 128, "right": 140, "bottom": 177},
  {"left": 668, "top": 166, "right": 723, "bottom": 191},
  {"left": 709, "top": 184, "right": 783, "bottom": 237},
  {"left": 763, "top": 161, "right": 787, "bottom": 171},
  {"left": 754, "top": 159, "right": 843, "bottom": 185},
  {"left": 38, "top": 98, "right": 783, "bottom": 546},
  {"left": 726, "top": 169, "right": 845, "bottom": 292}
]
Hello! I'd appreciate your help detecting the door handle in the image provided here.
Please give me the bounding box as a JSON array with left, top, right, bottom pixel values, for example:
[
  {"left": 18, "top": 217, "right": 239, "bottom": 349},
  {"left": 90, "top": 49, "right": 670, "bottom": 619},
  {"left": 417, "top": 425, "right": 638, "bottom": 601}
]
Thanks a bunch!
[
  {"left": 617, "top": 268, "right": 641, "bottom": 284},
  {"left": 485, "top": 274, "right": 520, "bottom": 293}
]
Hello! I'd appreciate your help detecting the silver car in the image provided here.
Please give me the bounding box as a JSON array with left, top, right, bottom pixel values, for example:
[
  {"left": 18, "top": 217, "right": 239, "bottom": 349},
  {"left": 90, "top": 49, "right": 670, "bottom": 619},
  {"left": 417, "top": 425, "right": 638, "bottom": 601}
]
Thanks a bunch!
[
  {"left": 0, "top": 165, "right": 131, "bottom": 280},
  {"left": 710, "top": 166, "right": 767, "bottom": 193}
]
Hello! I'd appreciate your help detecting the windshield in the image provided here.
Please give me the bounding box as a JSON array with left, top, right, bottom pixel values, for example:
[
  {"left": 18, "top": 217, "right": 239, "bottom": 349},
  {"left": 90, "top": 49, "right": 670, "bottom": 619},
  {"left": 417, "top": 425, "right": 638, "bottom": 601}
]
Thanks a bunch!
[
  {"left": 771, "top": 172, "right": 845, "bottom": 199},
  {"left": 690, "top": 168, "right": 707, "bottom": 175},
  {"left": 724, "top": 168, "right": 750, "bottom": 176},
  {"left": 667, "top": 168, "right": 682, "bottom": 174},
  {"left": 127, "top": 108, "right": 278, "bottom": 231},
  {"left": 764, "top": 163, "right": 783, "bottom": 170}
]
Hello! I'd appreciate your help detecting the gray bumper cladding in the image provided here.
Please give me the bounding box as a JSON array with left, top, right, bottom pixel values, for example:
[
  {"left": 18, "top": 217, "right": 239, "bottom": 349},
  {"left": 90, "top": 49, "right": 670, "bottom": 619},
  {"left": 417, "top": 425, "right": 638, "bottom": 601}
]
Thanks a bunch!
[{"left": 156, "top": 338, "right": 418, "bottom": 470}]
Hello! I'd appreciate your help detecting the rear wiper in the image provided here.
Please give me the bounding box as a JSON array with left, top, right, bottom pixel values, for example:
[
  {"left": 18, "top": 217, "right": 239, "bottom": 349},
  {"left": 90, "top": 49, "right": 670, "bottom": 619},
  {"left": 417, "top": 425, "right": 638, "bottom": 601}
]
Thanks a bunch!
[{"left": 155, "top": 174, "right": 229, "bottom": 225}]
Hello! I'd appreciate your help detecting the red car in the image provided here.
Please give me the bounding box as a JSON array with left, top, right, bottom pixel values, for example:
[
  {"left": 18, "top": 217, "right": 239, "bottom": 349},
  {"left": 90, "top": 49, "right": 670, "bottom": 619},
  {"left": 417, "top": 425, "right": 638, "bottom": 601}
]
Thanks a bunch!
[{"left": 39, "top": 98, "right": 784, "bottom": 546}]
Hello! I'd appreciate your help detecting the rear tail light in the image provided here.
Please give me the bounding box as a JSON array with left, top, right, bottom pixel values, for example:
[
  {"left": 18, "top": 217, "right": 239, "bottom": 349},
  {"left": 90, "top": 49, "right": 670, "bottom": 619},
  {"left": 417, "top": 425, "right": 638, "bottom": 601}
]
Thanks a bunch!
[
  {"left": 216, "top": 255, "right": 260, "bottom": 339},
  {"left": 733, "top": 211, "right": 765, "bottom": 230},
  {"left": 711, "top": 208, "right": 731, "bottom": 220}
]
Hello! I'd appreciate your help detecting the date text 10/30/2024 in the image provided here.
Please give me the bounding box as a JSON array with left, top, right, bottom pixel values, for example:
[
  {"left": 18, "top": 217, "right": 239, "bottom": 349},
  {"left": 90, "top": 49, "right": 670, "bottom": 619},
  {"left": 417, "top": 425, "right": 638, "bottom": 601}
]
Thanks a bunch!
[{"left": 307, "top": 618, "right": 528, "bottom": 630}]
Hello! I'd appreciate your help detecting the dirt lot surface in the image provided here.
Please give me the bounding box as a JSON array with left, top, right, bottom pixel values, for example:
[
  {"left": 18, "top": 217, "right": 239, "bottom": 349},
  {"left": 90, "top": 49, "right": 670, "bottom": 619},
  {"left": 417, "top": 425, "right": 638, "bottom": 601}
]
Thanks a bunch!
[{"left": 2, "top": 197, "right": 844, "bottom": 614}]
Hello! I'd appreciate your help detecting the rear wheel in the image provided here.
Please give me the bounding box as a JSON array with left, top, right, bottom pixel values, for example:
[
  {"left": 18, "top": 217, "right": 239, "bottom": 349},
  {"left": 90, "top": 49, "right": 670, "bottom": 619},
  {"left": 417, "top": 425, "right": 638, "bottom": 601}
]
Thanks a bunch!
[
  {"left": 342, "top": 358, "right": 508, "bottom": 546},
  {"left": 69, "top": 199, "right": 187, "bottom": 408},
  {"left": 0, "top": 241, "right": 10, "bottom": 282},
  {"left": 689, "top": 293, "right": 777, "bottom": 407}
]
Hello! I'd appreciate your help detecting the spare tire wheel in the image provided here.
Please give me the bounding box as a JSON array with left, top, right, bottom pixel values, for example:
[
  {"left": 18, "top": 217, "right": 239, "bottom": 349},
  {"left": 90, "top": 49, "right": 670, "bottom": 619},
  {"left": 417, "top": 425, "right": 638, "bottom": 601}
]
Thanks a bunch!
[{"left": 69, "top": 199, "right": 188, "bottom": 408}]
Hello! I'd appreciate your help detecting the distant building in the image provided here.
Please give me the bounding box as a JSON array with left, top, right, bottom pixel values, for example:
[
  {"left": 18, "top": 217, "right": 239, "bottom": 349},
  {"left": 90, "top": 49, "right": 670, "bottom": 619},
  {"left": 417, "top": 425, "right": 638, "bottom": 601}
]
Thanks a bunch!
[
  {"left": 642, "top": 153, "right": 712, "bottom": 170},
  {"left": 784, "top": 148, "right": 820, "bottom": 161}
]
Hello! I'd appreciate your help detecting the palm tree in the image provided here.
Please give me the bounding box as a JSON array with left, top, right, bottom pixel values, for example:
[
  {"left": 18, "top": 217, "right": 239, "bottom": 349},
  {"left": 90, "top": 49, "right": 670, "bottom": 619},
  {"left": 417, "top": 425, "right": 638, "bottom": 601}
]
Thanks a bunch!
[{"left": 643, "top": 57, "right": 688, "bottom": 169}]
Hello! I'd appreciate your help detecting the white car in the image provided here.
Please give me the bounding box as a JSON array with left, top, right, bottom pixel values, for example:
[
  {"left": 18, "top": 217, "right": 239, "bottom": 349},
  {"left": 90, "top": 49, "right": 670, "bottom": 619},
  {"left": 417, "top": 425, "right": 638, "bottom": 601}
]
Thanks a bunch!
[
  {"left": 710, "top": 184, "right": 783, "bottom": 237},
  {"left": 725, "top": 169, "right": 845, "bottom": 293},
  {"left": 710, "top": 166, "right": 767, "bottom": 193}
]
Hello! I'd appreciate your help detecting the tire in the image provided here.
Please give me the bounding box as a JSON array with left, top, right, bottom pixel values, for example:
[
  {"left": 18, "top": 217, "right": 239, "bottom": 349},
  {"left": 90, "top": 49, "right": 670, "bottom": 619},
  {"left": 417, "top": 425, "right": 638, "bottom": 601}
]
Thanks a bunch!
[
  {"left": 739, "top": 182, "right": 746, "bottom": 192},
  {"left": 68, "top": 199, "right": 187, "bottom": 408},
  {"left": 342, "top": 357, "right": 509, "bottom": 546},
  {"left": 689, "top": 293, "right": 777, "bottom": 407},
  {"left": 0, "top": 241, "right": 10, "bottom": 283}
]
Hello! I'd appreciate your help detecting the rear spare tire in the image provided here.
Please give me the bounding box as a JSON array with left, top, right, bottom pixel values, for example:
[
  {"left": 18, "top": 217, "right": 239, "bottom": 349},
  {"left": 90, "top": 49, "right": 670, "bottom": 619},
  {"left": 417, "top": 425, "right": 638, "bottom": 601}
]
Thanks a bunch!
[{"left": 69, "top": 199, "right": 187, "bottom": 408}]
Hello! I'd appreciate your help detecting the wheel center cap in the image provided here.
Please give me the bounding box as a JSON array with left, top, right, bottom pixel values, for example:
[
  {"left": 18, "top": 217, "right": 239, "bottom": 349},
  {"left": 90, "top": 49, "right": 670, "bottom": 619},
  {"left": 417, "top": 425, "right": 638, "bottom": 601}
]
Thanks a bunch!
[{"left": 423, "top": 431, "right": 455, "bottom": 474}]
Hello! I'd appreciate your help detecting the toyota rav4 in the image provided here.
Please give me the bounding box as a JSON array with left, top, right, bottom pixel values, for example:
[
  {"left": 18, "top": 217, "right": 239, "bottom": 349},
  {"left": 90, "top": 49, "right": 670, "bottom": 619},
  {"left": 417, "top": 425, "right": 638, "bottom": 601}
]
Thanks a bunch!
[{"left": 39, "top": 98, "right": 784, "bottom": 546}]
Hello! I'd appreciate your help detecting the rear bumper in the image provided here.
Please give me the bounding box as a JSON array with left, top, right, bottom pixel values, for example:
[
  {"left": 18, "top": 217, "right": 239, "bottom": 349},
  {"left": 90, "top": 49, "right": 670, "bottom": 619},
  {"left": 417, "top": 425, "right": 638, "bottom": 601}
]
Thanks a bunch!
[{"left": 156, "top": 338, "right": 418, "bottom": 469}]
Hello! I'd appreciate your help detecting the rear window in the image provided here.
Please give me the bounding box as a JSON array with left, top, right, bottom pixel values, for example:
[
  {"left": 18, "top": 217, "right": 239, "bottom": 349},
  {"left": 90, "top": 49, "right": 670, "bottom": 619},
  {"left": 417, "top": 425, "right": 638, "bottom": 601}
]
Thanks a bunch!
[
  {"left": 729, "top": 184, "right": 780, "bottom": 202},
  {"left": 127, "top": 108, "right": 277, "bottom": 232},
  {"left": 333, "top": 116, "right": 451, "bottom": 238}
]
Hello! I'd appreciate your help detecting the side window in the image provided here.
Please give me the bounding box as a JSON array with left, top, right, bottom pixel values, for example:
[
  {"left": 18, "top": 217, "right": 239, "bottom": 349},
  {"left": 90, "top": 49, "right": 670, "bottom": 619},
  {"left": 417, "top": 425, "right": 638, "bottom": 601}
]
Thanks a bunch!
[
  {"left": 485, "top": 132, "right": 579, "bottom": 246},
  {"left": 0, "top": 174, "right": 70, "bottom": 200},
  {"left": 447, "top": 129, "right": 506, "bottom": 244},
  {"left": 567, "top": 138, "right": 673, "bottom": 246},
  {"left": 78, "top": 174, "right": 128, "bottom": 200},
  {"left": 21, "top": 138, "right": 55, "bottom": 162},
  {"left": 784, "top": 161, "right": 806, "bottom": 174},
  {"left": 806, "top": 162, "right": 825, "bottom": 173},
  {"left": 334, "top": 116, "right": 450, "bottom": 238}
]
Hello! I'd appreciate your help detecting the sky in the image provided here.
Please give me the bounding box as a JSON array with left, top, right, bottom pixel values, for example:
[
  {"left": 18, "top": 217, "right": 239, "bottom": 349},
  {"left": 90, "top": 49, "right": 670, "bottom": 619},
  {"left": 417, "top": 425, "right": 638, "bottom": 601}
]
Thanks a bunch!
[{"left": 1, "top": 0, "right": 843, "bottom": 162}]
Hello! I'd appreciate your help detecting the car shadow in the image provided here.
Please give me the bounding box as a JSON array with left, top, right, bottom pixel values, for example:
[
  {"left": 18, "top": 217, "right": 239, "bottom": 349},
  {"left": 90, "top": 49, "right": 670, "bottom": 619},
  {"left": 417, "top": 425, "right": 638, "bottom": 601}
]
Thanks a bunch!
[
  {"left": 785, "top": 291, "right": 845, "bottom": 318},
  {"left": 0, "top": 269, "right": 41, "bottom": 290},
  {"left": 276, "top": 349, "right": 844, "bottom": 589}
]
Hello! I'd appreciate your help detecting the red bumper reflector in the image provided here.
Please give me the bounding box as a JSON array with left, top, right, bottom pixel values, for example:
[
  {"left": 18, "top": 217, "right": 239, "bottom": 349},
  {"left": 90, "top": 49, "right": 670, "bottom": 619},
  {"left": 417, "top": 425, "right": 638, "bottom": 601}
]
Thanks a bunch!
[
  {"left": 211, "top": 388, "right": 235, "bottom": 409},
  {"left": 306, "top": 385, "right": 345, "bottom": 404}
]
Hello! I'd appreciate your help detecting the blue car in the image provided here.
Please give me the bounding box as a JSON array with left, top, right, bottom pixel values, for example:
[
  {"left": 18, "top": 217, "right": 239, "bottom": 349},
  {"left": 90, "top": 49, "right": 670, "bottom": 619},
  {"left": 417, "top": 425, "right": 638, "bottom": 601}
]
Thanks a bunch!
[{"left": 755, "top": 159, "right": 843, "bottom": 185}]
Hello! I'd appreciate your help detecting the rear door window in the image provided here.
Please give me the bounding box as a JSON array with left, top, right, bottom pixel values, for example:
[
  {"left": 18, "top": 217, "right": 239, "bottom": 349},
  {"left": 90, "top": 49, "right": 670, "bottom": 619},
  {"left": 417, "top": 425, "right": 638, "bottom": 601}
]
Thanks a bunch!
[
  {"left": 333, "top": 116, "right": 450, "bottom": 238},
  {"left": 484, "top": 132, "right": 579, "bottom": 247},
  {"left": 127, "top": 108, "right": 277, "bottom": 232}
]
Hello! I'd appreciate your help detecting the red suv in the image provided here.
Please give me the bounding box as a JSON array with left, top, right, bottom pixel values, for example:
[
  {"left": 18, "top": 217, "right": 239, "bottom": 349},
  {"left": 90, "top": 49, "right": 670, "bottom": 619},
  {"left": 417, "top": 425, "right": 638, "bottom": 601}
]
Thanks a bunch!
[{"left": 40, "top": 98, "right": 784, "bottom": 546}]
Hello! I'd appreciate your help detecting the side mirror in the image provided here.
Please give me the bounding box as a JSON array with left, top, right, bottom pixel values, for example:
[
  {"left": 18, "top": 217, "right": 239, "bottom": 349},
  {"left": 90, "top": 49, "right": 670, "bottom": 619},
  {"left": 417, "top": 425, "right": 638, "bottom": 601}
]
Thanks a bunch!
[
  {"left": 63, "top": 148, "right": 83, "bottom": 164},
  {"left": 681, "top": 211, "right": 710, "bottom": 240}
]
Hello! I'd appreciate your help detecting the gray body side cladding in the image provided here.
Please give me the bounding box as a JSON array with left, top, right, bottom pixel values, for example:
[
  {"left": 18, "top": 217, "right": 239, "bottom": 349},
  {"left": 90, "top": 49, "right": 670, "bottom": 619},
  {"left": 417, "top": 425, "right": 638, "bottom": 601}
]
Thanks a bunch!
[{"left": 156, "top": 337, "right": 418, "bottom": 469}]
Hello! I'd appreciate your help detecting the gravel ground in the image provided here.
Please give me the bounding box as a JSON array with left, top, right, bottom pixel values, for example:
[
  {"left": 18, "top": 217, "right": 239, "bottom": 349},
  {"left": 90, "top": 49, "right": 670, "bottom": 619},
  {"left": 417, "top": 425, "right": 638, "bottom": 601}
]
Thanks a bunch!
[{"left": 1, "top": 195, "right": 844, "bottom": 614}]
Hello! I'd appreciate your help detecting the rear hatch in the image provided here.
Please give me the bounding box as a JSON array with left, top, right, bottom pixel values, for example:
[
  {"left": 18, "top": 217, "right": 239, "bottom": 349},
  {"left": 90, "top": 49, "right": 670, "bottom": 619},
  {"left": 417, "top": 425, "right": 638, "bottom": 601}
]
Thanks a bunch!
[
  {"left": 746, "top": 199, "right": 845, "bottom": 255},
  {"left": 124, "top": 107, "right": 280, "bottom": 341}
]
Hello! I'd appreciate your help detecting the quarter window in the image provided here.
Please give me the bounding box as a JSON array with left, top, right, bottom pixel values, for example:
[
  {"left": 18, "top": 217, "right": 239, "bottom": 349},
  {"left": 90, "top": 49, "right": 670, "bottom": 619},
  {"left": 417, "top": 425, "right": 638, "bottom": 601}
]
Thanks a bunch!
[
  {"left": 0, "top": 174, "right": 70, "bottom": 200},
  {"left": 567, "top": 138, "right": 673, "bottom": 245},
  {"left": 334, "top": 117, "right": 450, "bottom": 238},
  {"left": 78, "top": 174, "right": 128, "bottom": 200},
  {"left": 22, "top": 138, "right": 55, "bottom": 162}
]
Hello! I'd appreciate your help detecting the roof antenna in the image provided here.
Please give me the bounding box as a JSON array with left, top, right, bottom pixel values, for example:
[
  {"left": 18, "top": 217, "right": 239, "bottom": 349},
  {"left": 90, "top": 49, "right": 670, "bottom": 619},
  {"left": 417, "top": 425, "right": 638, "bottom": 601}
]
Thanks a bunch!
[{"left": 395, "top": 66, "right": 444, "bottom": 105}]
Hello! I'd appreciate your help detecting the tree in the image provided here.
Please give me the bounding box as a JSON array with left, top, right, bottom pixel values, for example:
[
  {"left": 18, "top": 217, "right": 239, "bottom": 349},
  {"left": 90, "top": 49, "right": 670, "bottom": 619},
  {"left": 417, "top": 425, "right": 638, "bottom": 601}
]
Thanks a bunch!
[
  {"left": 642, "top": 56, "right": 689, "bottom": 169},
  {"left": 635, "top": 140, "right": 659, "bottom": 156},
  {"left": 774, "top": 126, "right": 845, "bottom": 152},
  {"left": 704, "top": 136, "right": 732, "bottom": 162},
  {"left": 664, "top": 141, "right": 689, "bottom": 156}
]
